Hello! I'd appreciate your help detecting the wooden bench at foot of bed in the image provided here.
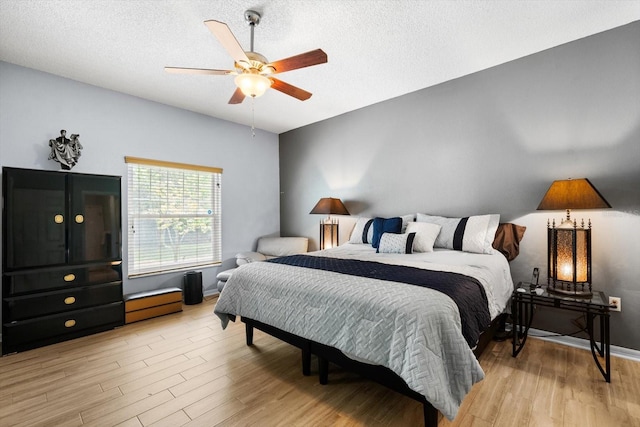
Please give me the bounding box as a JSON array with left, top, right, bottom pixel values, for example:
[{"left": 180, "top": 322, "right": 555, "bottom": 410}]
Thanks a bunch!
[{"left": 124, "top": 287, "right": 183, "bottom": 324}]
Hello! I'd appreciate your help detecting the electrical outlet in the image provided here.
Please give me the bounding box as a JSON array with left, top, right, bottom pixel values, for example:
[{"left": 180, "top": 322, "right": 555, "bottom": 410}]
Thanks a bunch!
[{"left": 609, "top": 296, "right": 621, "bottom": 312}]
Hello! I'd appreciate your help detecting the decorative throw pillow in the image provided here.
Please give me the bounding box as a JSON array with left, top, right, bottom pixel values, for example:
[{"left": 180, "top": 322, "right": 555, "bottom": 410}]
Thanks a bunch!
[
  {"left": 348, "top": 217, "right": 374, "bottom": 244},
  {"left": 416, "top": 213, "right": 500, "bottom": 254},
  {"left": 377, "top": 232, "right": 416, "bottom": 254},
  {"left": 405, "top": 222, "right": 441, "bottom": 252},
  {"left": 492, "top": 223, "right": 527, "bottom": 261},
  {"left": 371, "top": 217, "right": 403, "bottom": 248}
]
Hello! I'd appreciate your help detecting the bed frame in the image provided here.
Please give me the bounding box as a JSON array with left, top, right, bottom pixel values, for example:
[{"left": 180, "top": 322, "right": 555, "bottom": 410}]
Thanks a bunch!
[{"left": 242, "top": 313, "right": 506, "bottom": 427}]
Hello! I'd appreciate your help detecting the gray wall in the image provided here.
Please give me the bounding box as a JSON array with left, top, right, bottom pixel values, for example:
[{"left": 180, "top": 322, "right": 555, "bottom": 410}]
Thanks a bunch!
[
  {"left": 280, "top": 22, "right": 640, "bottom": 350},
  {"left": 0, "top": 61, "right": 280, "bottom": 322}
]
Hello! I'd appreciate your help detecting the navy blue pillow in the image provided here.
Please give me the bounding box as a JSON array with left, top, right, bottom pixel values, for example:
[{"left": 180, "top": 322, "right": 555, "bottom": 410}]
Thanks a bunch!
[{"left": 371, "top": 217, "right": 403, "bottom": 248}]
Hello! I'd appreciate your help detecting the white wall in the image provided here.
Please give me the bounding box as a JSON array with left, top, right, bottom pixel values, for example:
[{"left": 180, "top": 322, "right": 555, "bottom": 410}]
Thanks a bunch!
[
  {"left": 280, "top": 22, "right": 640, "bottom": 350},
  {"left": 0, "top": 61, "right": 280, "bottom": 310}
]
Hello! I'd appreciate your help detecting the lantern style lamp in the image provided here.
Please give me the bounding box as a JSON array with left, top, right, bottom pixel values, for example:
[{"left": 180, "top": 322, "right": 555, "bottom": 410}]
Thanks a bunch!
[
  {"left": 537, "top": 178, "right": 611, "bottom": 297},
  {"left": 309, "top": 198, "right": 350, "bottom": 250}
]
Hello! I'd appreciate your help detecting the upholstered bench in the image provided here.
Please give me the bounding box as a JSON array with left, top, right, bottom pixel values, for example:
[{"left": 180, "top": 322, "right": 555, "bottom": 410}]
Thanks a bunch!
[{"left": 124, "top": 287, "right": 183, "bottom": 324}]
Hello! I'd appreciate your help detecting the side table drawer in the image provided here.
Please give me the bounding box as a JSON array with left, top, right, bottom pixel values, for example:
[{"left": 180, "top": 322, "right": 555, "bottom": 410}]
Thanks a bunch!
[
  {"left": 3, "top": 281, "right": 122, "bottom": 321},
  {"left": 2, "top": 301, "right": 124, "bottom": 353}
]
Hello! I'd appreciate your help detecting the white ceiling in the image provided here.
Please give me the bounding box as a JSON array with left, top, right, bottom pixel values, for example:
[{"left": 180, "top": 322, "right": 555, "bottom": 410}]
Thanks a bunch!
[{"left": 1, "top": 1, "right": 639, "bottom": 134}]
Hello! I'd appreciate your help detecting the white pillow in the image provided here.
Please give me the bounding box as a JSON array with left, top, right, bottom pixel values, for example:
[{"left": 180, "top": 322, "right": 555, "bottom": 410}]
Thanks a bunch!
[
  {"left": 400, "top": 214, "right": 416, "bottom": 233},
  {"left": 416, "top": 213, "right": 500, "bottom": 254},
  {"left": 349, "top": 217, "right": 374, "bottom": 244},
  {"left": 405, "top": 222, "right": 441, "bottom": 252},
  {"left": 377, "top": 232, "right": 416, "bottom": 254}
]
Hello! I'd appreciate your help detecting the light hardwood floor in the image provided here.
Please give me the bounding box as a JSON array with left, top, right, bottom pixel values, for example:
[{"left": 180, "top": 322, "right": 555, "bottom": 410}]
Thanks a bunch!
[{"left": 1, "top": 295, "right": 638, "bottom": 427}]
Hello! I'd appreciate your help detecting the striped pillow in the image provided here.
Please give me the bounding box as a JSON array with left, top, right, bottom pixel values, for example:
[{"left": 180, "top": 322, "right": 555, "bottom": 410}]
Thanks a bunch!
[
  {"left": 348, "top": 217, "right": 374, "bottom": 244},
  {"left": 416, "top": 213, "right": 500, "bottom": 254}
]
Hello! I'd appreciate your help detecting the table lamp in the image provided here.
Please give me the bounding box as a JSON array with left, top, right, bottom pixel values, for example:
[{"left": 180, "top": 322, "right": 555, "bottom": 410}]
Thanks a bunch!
[
  {"left": 537, "top": 178, "right": 611, "bottom": 296},
  {"left": 310, "top": 198, "right": 350, "bottom": 249}
]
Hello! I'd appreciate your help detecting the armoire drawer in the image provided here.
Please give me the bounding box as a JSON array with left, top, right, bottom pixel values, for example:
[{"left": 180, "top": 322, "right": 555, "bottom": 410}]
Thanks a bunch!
[
  {"left": 3, "top": 262, "right": 122, "bottom": 296},
  {"left": 2, "top": 301, "right": 124, "bottom": 352},
  {"left": 3, "top": 281, "right": 122, "bottom": 321}
]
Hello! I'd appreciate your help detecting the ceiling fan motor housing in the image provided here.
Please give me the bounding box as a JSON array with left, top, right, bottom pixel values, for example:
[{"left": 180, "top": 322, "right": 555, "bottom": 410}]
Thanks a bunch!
[{"left": 234, "top": 52, "right": 275, "bottom": 75}]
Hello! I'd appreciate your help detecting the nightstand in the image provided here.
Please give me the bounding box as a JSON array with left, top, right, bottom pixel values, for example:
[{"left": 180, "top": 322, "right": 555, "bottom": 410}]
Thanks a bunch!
[{"left": 511, "top": 282, "right": 610, "bottom": 382}]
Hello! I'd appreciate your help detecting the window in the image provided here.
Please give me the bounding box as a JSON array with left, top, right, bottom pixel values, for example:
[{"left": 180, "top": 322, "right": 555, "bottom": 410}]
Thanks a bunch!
[{"left": 125, "top": 157, "right": 222, "bottom": 277}]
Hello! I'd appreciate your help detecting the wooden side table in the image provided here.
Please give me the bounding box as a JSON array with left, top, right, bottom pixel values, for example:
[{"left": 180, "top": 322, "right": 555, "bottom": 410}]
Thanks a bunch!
[{"left": 511, "top": 282, "right": 610, "bottom": 382}]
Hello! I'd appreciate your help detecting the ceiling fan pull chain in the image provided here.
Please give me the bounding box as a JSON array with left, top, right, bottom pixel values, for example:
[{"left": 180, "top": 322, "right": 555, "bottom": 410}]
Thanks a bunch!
[{"left": 251, "top": 97, "right": 256, "bottom": 138}]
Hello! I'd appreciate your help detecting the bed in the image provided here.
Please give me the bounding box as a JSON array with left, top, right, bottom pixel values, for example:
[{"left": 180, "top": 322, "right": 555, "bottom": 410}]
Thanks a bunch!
[{"left": 214, "top": 223, "right": 516, "bottom": 426}]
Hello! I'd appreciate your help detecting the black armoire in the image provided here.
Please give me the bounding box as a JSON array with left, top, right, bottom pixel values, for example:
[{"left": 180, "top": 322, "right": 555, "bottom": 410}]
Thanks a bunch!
[{"left": 2, "top": 167, "right": 124, "bottom": 355}]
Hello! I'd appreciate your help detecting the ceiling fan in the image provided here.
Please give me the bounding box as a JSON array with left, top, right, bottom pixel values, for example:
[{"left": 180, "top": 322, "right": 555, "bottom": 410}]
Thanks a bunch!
[{"left": 165, "top": 10, "right": 327, "bottom": 104}]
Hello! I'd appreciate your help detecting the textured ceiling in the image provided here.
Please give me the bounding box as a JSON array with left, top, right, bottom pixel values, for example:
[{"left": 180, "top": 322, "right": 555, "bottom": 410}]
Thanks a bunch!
[{"left": 1, "top": 1, "right": 639, "bottom": 134}]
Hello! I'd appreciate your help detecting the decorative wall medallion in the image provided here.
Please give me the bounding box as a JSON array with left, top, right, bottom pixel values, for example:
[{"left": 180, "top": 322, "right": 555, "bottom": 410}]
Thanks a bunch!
[{"left": 48, "top": 129, "right": 83, "bottom": 170}]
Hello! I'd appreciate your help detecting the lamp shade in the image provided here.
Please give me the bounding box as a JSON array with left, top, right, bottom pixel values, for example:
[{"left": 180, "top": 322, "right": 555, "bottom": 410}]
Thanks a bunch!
[
  {"left": 309, "top": 198, "right": 350, "bottom": 215},
  {"left": 537, "top": 178, "right": 611, "bottom": 211}
]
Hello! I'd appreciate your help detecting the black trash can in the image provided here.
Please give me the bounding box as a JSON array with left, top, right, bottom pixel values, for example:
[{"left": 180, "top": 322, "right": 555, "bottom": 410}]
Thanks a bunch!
[{"left": 183, "top": 271, "right": 203, "bottom": 305}]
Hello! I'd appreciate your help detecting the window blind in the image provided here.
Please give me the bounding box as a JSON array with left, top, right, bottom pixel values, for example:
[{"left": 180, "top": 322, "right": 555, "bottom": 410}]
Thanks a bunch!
[{"left": 125, "top": 157, "right": 222, "bottom": 277}]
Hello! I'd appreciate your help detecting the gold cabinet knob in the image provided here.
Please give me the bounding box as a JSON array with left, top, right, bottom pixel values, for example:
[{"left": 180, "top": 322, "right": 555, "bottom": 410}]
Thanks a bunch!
[
  {"left": 64, "top": 296, "right": 76, "bottom": 305},
  {"left": 64, "top": 319, "right": 76, "bottom": 328},
  {"left": 75, "top": 214, "right": 84, "bottom": 224},
  {"left": 63, "top": 274, "right": 76, "bottom": 282},
  {"left": 54, "top": 214, "right": 64, "bottom": 224}
]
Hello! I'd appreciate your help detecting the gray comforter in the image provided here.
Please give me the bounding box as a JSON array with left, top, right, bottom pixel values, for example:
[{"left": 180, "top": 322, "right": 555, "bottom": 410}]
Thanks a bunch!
[{"left": 214, "top": 247, "right": 506, "bottom": 420}]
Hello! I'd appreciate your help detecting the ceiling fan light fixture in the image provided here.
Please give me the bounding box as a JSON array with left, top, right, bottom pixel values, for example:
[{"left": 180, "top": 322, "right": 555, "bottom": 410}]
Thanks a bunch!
[{"left": 235, "top": 72, "right": 271, "bottom": 98}]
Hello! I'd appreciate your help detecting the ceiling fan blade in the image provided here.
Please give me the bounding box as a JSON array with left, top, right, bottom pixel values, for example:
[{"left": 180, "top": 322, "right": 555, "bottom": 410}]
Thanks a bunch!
[
  {"left": 164, "top": 67, "right": 234, "bottom": 76},
  {"left": 228, "top": 87, "right": 246, "bottom": 104},
  {"left": 267, "top": 49, "right": 327, "bottom": 74},
  {"left": 204, "top": 20, "right": 251, "bottom": 69},
  {"left": 270, "top": 78, "right": 312, "bottom": 101}
]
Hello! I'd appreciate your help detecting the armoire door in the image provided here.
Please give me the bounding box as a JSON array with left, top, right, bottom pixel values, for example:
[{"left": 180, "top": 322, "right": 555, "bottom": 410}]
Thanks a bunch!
[
  {"left": 2, "top": 168, "right": 67, "bottom": 270},
  {"left": 68, "top": 174, "right": 121, "bottom": 263}
]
